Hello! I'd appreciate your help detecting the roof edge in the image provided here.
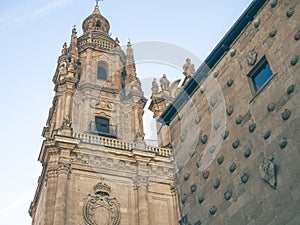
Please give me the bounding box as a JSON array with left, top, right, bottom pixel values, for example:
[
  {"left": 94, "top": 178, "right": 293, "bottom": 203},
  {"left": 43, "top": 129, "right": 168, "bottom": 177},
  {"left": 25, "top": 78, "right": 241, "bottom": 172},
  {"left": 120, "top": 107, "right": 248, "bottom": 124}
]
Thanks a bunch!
[{"left": 159, "top": 0, "right": 267, "bottom": 125}]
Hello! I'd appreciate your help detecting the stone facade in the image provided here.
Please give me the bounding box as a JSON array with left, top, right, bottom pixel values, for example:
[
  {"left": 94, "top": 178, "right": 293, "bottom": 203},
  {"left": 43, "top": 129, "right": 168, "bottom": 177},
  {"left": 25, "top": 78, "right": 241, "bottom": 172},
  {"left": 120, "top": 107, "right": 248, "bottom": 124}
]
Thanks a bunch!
[
  {"left": 162, "top": 0, "right": 300, "bottom": 224},
  {"left": 29, "top": 5, "right": 179, "bottom": 225},
  {"left": 31, "top": 0, "right": 300, "bottom": 224}
]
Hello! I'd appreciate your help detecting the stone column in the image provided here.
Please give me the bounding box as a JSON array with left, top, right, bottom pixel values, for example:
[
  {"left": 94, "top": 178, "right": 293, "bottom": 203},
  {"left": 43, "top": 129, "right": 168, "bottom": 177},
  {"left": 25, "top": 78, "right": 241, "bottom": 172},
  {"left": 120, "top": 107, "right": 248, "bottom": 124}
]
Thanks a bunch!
[
  {"left": 135, "top": 175, "right": 150, "bottom": 225},
  {"left": 56, "top": 97, "right": 63, "bottom": 129},
  {"left": 64, "top": 92, "right": 72, "bottom": 118},
  {"left": 44, "top": 168, "right": 58, "bottom": 225},
  {"left": 171, "top": 184, "right": 180, "bottom": 224},
  {"left": 53, "top": 162, "right": 71, "bottom": 225}
]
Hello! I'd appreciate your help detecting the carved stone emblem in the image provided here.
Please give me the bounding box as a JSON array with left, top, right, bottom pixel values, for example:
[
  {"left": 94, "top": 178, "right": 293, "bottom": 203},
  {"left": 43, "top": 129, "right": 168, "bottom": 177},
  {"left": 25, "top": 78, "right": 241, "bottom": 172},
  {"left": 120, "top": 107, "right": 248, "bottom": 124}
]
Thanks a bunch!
[
  {"left": 259, "top": 156, "right": 277, "bottom": 189},
  {"left": 84, "top": 180, "right": 120, "bottom": 225},
  {"left": 247, "top": 49, "right": 258, "bottom": 66}
]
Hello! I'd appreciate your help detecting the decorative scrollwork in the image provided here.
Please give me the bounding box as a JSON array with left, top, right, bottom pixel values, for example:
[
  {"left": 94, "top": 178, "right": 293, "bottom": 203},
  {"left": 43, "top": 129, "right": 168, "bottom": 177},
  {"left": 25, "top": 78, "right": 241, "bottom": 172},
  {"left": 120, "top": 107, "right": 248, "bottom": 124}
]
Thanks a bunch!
[{"left": 84, "top": 181, "right": 120, "bottom": 225}]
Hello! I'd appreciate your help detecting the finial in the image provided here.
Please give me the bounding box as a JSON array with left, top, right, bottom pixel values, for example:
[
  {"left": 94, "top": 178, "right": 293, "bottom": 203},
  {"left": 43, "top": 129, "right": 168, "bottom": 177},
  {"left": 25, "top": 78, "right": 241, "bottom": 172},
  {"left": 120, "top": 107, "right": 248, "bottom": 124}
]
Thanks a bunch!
[{"left": 95, "top": 0, "right": 103, "bottom": 7}]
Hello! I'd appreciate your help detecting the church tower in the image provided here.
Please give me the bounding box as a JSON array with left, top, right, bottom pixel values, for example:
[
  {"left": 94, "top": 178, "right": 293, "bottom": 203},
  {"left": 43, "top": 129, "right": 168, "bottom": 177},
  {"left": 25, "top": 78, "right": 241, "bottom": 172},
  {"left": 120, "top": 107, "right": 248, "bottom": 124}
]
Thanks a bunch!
[{"left": 29, "top": 3, "right": 178, "bottom": 225}]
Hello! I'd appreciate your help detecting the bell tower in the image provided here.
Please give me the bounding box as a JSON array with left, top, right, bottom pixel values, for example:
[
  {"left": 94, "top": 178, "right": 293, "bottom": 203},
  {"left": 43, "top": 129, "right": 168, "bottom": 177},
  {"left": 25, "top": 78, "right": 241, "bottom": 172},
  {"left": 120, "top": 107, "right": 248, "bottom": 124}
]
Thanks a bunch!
[{"left": 29, "top": 3, "right": 178, "bottom": 225}]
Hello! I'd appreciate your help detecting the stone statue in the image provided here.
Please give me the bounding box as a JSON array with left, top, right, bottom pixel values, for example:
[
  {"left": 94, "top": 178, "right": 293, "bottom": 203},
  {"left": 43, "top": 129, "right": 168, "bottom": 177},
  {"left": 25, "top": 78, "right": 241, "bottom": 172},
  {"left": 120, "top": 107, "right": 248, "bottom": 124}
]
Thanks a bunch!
[
  {"left": 160, "top": 74, "right": 170, "bottom": 91},
  {"left": 151, "top": 78, "right": 159, "bottom": 93},
  {"left": 68, "top": 58, "right": 75, "bottom": 72},
  {"left": 183, "top": 58, "right": 195, "bottom": 77},
  {"left": 59, "top": 61, "right": 67, "bottom": 75},
  {"left": 61, "top": 42, "right": 68, "bottom": 55},
  {"left": 61, "top": 115, "right": 72, "bottom": 129}
]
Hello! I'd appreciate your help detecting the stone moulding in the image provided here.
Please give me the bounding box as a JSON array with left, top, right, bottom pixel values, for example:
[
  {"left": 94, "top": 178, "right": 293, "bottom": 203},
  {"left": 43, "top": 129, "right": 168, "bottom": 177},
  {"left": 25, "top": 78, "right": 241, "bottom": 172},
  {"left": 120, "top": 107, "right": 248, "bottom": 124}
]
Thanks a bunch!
[{"left": 259, "top": 156, "right": 277, "bottom": 189}]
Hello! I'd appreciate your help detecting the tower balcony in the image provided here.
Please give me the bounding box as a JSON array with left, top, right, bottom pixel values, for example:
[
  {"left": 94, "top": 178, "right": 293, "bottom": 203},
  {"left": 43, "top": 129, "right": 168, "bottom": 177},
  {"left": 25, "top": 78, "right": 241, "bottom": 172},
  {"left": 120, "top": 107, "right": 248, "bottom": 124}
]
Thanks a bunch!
[{"left": 89, "top": 121, "right": 118, "bottom": 138}]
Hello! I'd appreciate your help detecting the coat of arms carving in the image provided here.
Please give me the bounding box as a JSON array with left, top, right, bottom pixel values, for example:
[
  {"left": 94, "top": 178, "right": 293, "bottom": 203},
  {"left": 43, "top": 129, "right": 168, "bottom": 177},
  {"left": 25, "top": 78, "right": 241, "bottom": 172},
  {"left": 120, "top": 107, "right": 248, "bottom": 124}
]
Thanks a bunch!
[
  {"left": 247, "top": 49, "right": 258, "bottom": 66},
  {"left": 84, "top": 180, "right": 120, "bottom": 225}
]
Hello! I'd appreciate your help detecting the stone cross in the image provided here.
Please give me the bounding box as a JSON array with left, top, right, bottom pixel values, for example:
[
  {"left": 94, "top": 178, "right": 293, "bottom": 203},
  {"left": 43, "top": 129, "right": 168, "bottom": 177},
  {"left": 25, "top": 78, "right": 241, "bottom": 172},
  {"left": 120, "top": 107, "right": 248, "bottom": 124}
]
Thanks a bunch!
[{"left": 95, "top": 0, "right": 104, "bottom": 6}]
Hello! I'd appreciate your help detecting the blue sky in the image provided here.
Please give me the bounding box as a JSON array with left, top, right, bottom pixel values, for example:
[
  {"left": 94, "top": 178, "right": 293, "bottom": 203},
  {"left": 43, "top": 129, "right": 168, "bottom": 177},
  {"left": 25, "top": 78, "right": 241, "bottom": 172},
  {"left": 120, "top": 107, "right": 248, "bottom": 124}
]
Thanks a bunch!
[{"left": 0, "top": 0, "right": 252, "bottom": 224}]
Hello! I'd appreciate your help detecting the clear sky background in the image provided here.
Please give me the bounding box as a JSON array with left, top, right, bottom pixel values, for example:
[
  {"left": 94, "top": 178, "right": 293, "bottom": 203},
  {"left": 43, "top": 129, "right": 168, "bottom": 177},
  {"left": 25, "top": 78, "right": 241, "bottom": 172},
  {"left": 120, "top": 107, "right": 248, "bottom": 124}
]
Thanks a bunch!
[{"left": 0, "top": 0, "right": 252, "bottom": 224}]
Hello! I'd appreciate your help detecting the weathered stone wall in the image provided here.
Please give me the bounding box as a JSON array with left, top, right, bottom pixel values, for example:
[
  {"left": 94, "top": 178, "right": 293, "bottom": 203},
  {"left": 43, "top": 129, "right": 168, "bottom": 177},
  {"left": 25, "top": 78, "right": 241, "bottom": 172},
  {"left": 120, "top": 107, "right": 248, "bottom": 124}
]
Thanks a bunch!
[{"left": 170, "top": 0, "right": 300, "bottom": 224}]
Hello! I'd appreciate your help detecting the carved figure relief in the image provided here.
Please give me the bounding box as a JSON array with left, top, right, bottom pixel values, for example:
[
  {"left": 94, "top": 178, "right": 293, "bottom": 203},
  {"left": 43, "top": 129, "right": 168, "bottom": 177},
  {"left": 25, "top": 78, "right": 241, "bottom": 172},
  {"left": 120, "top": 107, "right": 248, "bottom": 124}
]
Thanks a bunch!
[
  {"left": 84, "top": 180, "right": 120, "bottom": 225},
  {"left": 259, "top": 156, "right": 277, "bottom": 189},
  {"left": 247, "top": 49, "right": 258, "bottom": 66}
]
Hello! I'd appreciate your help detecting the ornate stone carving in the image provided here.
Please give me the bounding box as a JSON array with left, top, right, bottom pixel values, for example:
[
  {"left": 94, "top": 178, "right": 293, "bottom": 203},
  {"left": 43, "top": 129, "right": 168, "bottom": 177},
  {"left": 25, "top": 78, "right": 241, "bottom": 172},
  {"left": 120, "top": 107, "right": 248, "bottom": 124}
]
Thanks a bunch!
[
  {"left": 229, "top": 162, "right": 237, "bottom": 173},
  {"left": 227, "top": 79, "right": 234, "bottom": 87},
  {"left": 241, "top": 173, "right": 249, "bottom": 184},
  {"left": 213, "top": 70, "right": 219, "bottom": 78},
  {"left": 236, "top": 115, "right": 243, "bottom": 125},
  {"left": 247, "top": 49, "right": 258, "bottom": 66},
  {"left": 267, "top": 103, "right": 275, "bottom": 112},
  {"left": 281, "top": 109, "right": 291, "bottom": 121},
  {"left": 196, "top": 160, "right": 202, "bottom": 168},
  {"left": 180, "top": 131, "right": 186, "bottom": 142},
  {"left": 84, "top": 180, "right": 120, "bottom": 225},
  {"left": 190, "top": 184, "right": 197, "bottom": 193},
  {"left": 253, "top": 18, "right": 261, "bottom": 28},
  {"left": 222, "top": 130, "right": 229, "bottom": 140},
  {"left": 194, "top": 220, "right": 202, "bottom": 225},
  {"left": 200, "top": 85, "right": 206, "bottom": 94},
  {"left": 57, "top": 162, "right": 71, "bottom": 175},
  {"left": 210, "top": 97, "right": 217, "bottom": 107},
  {"left": 259, "top": 156, "right": 277, "bottom": 189},
  {"left": 232, "top": 139, "right": 240, "bottom": 149},
  {"left": 249, "top": 123, "right": 257, "bottom": 133},
  {"left": 286, "top": 7, "right": 295, "bottom": 18},
  {"left": 270, "top": 0, "right": 278, "bottom": 8},
  {"left": 226, "top": 106, "right": 234, "bottom": 116},
  {"left": 179, "top": 215, "right": 190, "bottom": 225},
  {"left": 198, "top": 195, "right": 205, "bottom": 204},
  {"left": 287, "top": 84, "right": 295, "bottom": 94},
  {"left": 203, "top": 171, "right": 210, "bottom": 180},
  {"left": 209, "top": 206, "right": 217, "bottom": 215},
  {"left": 269, "top": 29, "right": 277, "bottom": 38},
  {"left": 61, "top": 115, "right": 72, "bottom": 129},
  {"left": 213, "top": 179, "right": 221, "bottom": 189},
  {"left": 209, "top": 145, "right": 216, "bottom": 154},
  {"left": 224, "top": 190, "right": 232, "bottom": 201},
  {"left": 279, "top": 138, "right": 288, "bottom": 149},
  {"left": 195, "top": 116, "right": 201, "bottom": 124},
  {"left": 183, "top": 58, "right": 195, "bottom": 77},
  {"left": 160, "top": 74, "right": 170, "bottom": 91},
  {"left": 294, "top": 30, "right": 300, "bottom": 41},
  {"left": 201, "top": 135, "right": 208, "bottom": 144},
  {"left": 151, "top": 78, "right": 159, "bottom": 94},
  {"left": 263, "top": 130, "right": 271, "bottom": 140},
  {"left": 290, "top": 55, "right": 299, "bottom": 66},
  {"left": 181, "top": 194, "right": 187, "bottom": 204},
  {"left": 217, "top": 155, "right": 224, "bottom": 165},
  {"left": 244, "top": 148, "right": 252, "bottom": 158},
  {"left": 184, "top": 173, "right": 190, "bottom": 181},
  {"left": 213, "top": 123, "right": 220, "bottom": 130},
  {"left": 230, "top": 49, "right": 236, "bottom": 57}
]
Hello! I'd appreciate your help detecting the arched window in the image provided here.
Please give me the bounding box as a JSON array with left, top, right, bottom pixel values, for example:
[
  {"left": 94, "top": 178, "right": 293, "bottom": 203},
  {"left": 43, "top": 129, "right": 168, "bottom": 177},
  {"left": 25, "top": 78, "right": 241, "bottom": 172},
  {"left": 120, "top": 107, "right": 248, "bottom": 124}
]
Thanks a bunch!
[{"left": 97, "top": 62, "right": 108, "bottom": 80}]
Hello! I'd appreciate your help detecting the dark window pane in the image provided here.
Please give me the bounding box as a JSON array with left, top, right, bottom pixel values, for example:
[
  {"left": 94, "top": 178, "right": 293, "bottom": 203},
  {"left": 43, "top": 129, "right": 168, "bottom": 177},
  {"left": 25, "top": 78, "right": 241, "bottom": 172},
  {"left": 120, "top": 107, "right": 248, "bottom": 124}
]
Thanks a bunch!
[
  {"left": 95, "top": 117, "right": 109, "bottom": 133},
  {"left": 252, "top": 60, "right": 273, "bottom": 91},
  {"left": 97, "top": 66, "right": 107, "bottom": 80}
]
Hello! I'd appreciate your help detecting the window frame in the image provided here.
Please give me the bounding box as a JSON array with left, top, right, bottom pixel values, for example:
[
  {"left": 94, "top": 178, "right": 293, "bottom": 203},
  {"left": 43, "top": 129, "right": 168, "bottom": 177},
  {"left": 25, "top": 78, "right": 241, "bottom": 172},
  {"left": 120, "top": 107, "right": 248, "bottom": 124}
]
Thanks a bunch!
[
  {"left": 247, "top": 56, "right": 273, "bottom": 95},
  {"left": 97, "top": 61, "right": 108, "bottom": 80},
  {"left": 95, "top": 116, "right": 110, "bottom": 134}
]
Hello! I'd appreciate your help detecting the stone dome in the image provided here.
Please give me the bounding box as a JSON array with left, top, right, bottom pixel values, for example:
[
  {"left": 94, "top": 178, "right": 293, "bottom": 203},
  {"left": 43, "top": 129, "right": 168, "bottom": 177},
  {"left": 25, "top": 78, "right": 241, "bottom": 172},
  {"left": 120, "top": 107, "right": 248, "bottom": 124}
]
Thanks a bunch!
[{"left": 82, "top": 6, "right": 110, "bottom": 35}]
